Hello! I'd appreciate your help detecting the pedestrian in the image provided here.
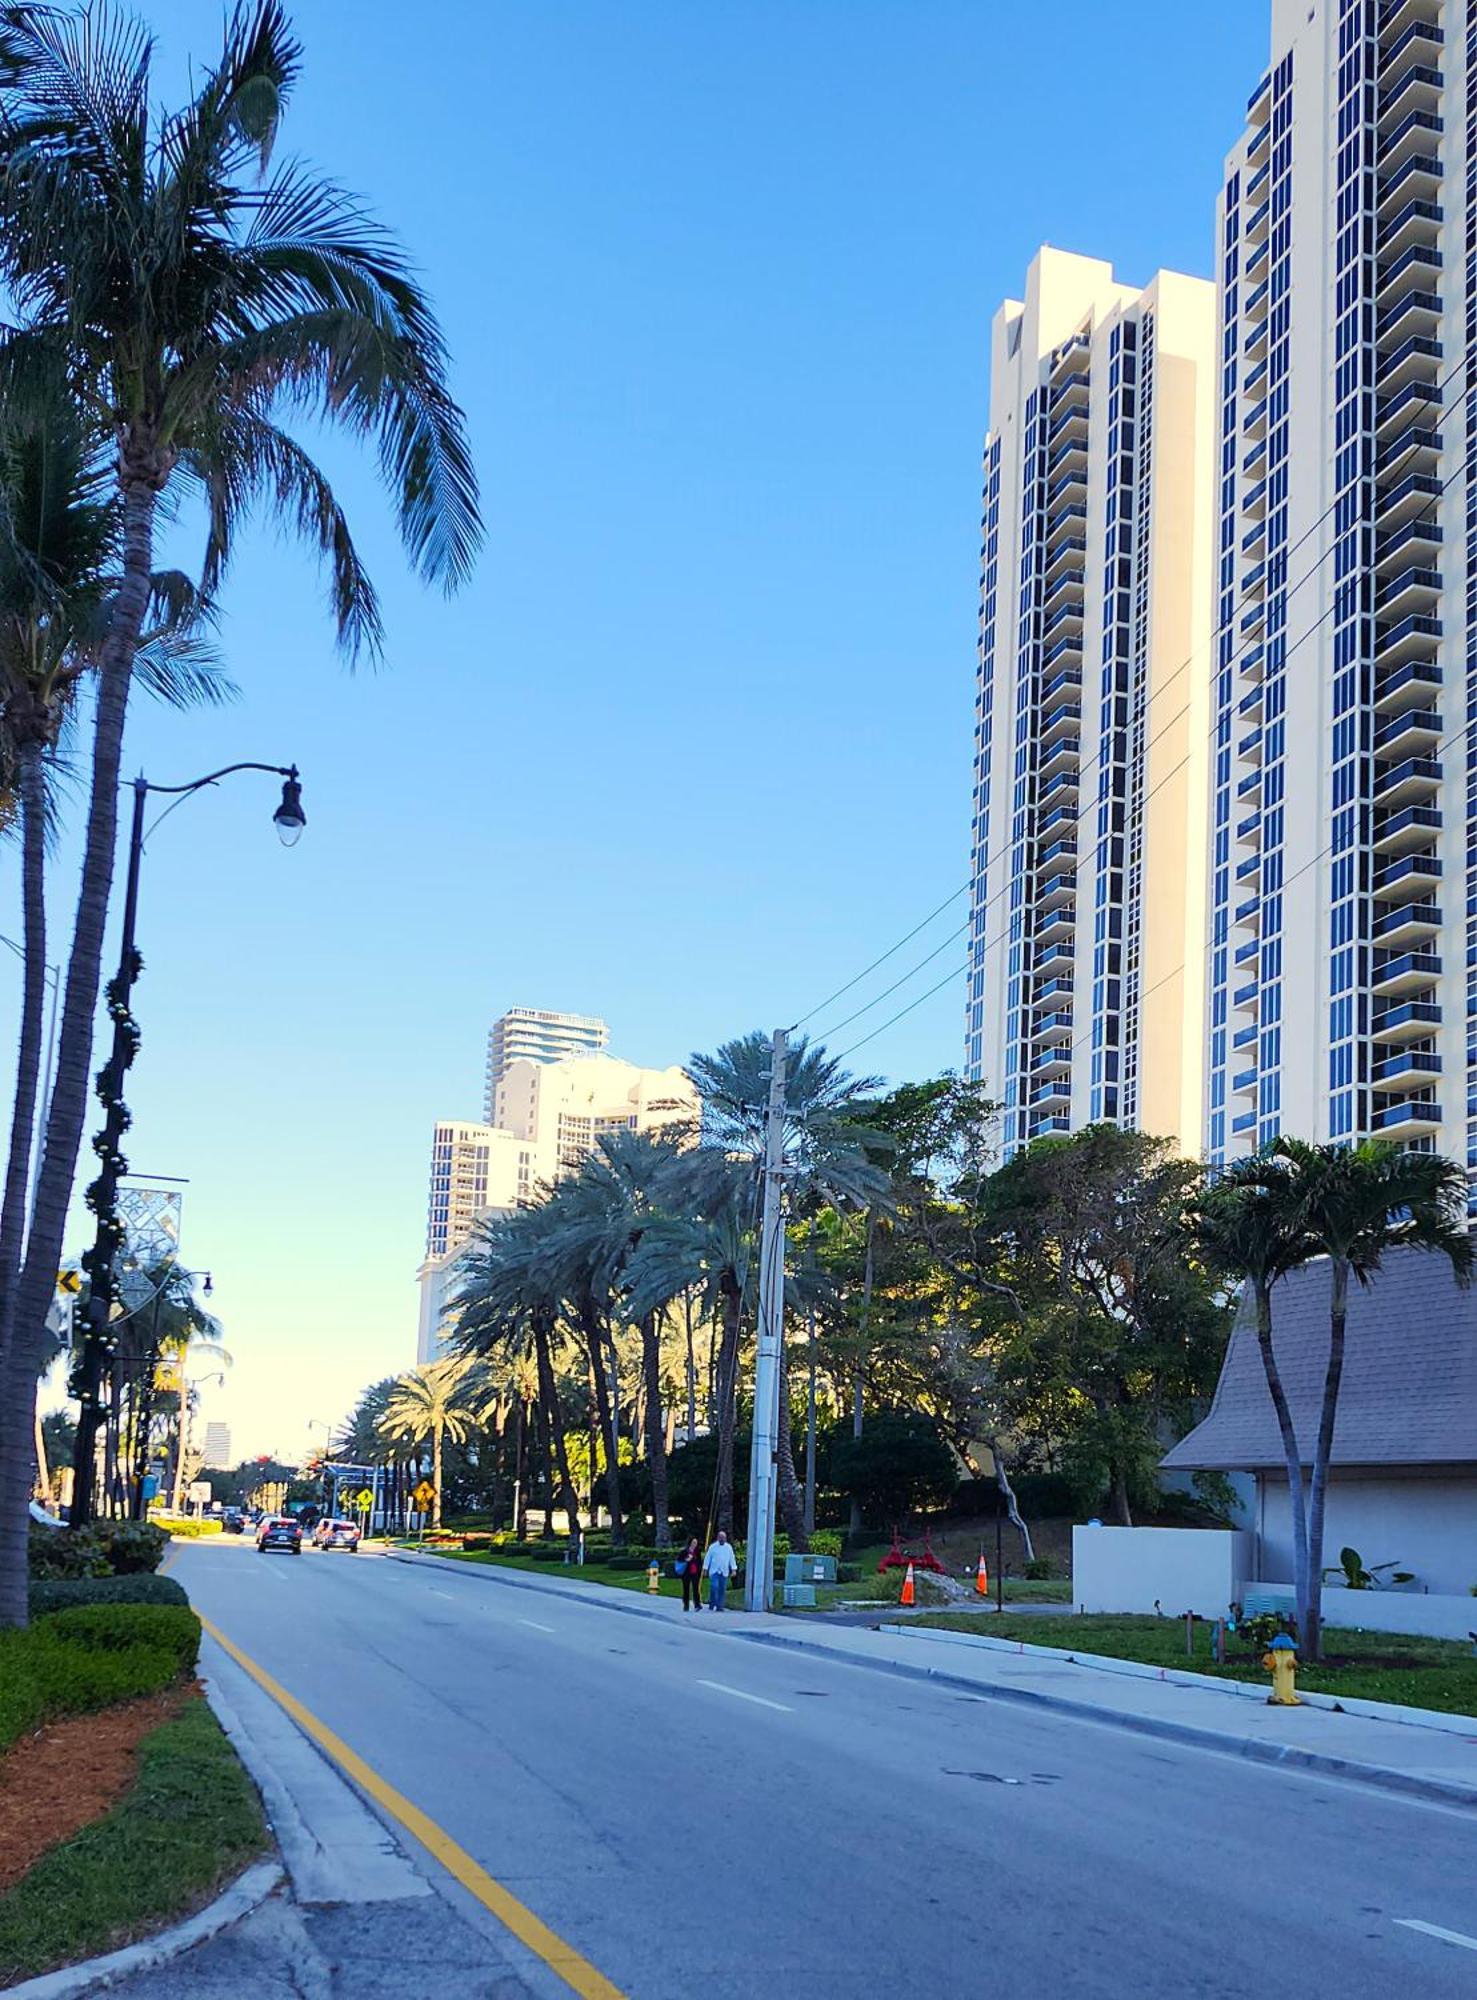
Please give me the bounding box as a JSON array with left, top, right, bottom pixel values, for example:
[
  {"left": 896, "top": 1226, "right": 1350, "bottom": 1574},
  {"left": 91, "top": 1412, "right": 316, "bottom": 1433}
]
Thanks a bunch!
[
  {"left": 678, "top": 1536, "right": 703, "bottom": 1611},
  {"left": 703, "top": 1529, "right": 738, "bottom": 1611}
]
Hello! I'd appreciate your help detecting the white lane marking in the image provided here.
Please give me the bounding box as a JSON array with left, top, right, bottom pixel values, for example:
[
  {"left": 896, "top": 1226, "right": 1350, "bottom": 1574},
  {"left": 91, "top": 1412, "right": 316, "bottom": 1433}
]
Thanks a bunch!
[
  {"left": 698, "top": 1678, "right": 792, "bottom": 1713},
  {"left": 427, "top": 1589, "right": 454, "bottom": 1600},
  {"left": 1395, "top": 1919, "right": 1477, "bottom": 1953},
  {"left": 519, "top": 1618, "right": 556, "bottom": 1633}
]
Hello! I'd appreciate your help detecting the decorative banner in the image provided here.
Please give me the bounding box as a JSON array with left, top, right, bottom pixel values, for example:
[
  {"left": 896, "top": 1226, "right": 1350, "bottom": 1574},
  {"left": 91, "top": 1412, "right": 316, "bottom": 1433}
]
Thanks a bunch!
[{"left": 117, "top": 1186, "right": 182, "bottom": 1276}]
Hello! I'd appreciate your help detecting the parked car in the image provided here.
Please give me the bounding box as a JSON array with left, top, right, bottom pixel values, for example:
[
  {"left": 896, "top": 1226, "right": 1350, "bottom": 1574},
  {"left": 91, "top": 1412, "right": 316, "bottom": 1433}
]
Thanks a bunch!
[
  {"left": 223, "top": 1509, "right": 246, "bottom": 1535},
  {"left": 256, "top": 1515, "right": 302, "bottom": 1556},
  {"left": 311, "top": 1516, "right": 361, "bottom": 1553}
]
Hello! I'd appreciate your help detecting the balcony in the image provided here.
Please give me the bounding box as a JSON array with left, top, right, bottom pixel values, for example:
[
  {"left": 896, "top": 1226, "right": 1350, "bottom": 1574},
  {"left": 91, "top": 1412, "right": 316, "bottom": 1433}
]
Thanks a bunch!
[
  {"left": 1242, "top": 561, "right": 1267, "bottom": 600},
  {"left": 1234, "top": 938, "right": 1259, "bottom": 968},
  {"left": 1234, "top": 894, "right": 1261, "bottom": 931},
  {"left": 1373, "top": 851, "right": 1442, "bottom": 899},
  {"left": 1376, "top": 376, "right": 1443, "bottom": 438},
  {"left": 1376, "top": 239, "right": 1442, "bottom": 303},
  {"left": 1371, "top": 949, "right": 1442, "bottom": 997},
  {"left": 1247, "top": 71, "right": 1271, "bottom": 124},
  {"left": 1033, "top": 975, "right": 1074, "bottom": 1005},
  {"left": 1242, "top": 435, "right": 1268, "bottom": 479},
  {"left": 1030, "top": 1114, "right": 1073, "bottom": 1136},
  {"left": 1379, "top": 58, "right": 1444, "bottom": 123},
  {"left": 1043, "top": 632, "right": 1083, "bottom": 673},
  {"left": 1373, "top": 706, "right": 1442, "bottom": 758},
  {"left": 1236, "top": 770, "right": 1263, "bottom": 803},
  {"left": 1238, "top": 683, "right": 1264, "bottom": 721},
  {"left": 1046, "top": 502, "right": 1089, "bottom": 550},
  {"left": 1238, "top": 725, "right": 1265, "bottom": 763},
  {"left": 1030, "top": 1079, "right": 1072, "bottom": 1109},
  {"left": 1375, "top": 517, "right": 1443, "bottom": 575},
  {"left": 1047, "top": 437, "right": 1088, "bottom": 484},
  {"left": 1032, "top": 1009, "right": 1074, "bottom": 1038},
  {"left": 1041, "top": 700, "right": 1081, "bottom": 746},
  {"left": 1049, "top": 333, "right": 1090, "bottom": 383},
  {"left": 1232, "top": 1024, "right": 1258, "bottom": 1052},
  {"left": 1373, "top": 802, "right": 1443, "bottom": 854},
  {"left": 1045, "top": 536, "right": 1088, "bottom": 583},
  {"left": 1038, "top": 803, "right": 1078, "bottom": 839},
  {"left": 1373, "top": 755, "right": 1442, "bottom": 806},
  {"left": 1372, "top": 901, "right": 1442, "bottom": 948},
  {"left": 1373, "top": 564, "right": 1442, "bottom": 619},
  {"left": 1373, "top": 1048, "right": 1442, "bottom": 1089},
  {"left": 1379, "top": 3, "right": 1444, "bottom": 67},
  {"left": 1046, "top": 468, "right": 1088, "bottom": 509},
  {"left": 1244, "top": 313, "right": 1268, "bottom": 364},
  {"left": 1037, "top": 868, "right": 1077, "bottom": 911},
  {"left": 1040, "top": 666, "right": 1083, "bottom": 707},
  {"left": 1373, "top": 612, "right": 1441, "bottom": 667},
  {"left": 1232, "top": 1110, "right": 1260, "bottom": 1136},
  {"left": 1379, "top": 201, "right": 1443, "bottom": 262},
  {"left": 1052, "top": 365, "right": 1091, "bottom": 406},
  {"left": 1244, "top": 197, "right": 1271, "bottom": 246},
  {"left": 1239, "top": 641, "right": 1266, "bottom": 681},
  {"left": 1235, "top": 854, "right": 1260, "bottom": 884},
  {"left": 1375, "top": 471, "right": 1443, "bottom": 529},
  {"left": 1036, "top": 905, "right": 1076, "bottom": 950},
  {"left": 1379, "top": 108, "right": 1443, "bottom": 174},
  {"left": 1233, "top": 980, "right": 1259, "bottom": 1009},
  {"left": 1040, "top": 769, "right": 1080, "bottom": 812},
  {"left": 1375, "top": 424, "right": 1442, "bottom": 478},
  {"left": 1031, "top": 1044, "right": 1073, "bottom": 1081},
  {"left": 1245, "top": 235, "right": 1270, "bottom": 282},
  {"left": 1037, "top": 835, "right": 1078, "bottom": 870},
  {"left": 1242, "top": 517, "right": 1267, "bottom": 560},
  {"left": 1232, "top": 1068, "right": 1259, "bottom": 1096},
  {"left": 1371, "top": 1099, "right": 1443, "bottom": 1138},
  {"left": 1047, "top": 404, "right": 1089, "bottom": 450},
  {"left": 1044, "top": 595, "right": 1084, "bottom": 639},
  {"left": 1372, "top": 998, "right": 1442, "bottom": 1042},
  {"left": 1236, "top": 810, "right": 1262, "bottom": 845},
  {"left": 1034, "top": 940, "right": 1076, "bottom": 974},
  {"left": 1376, "top": 286, "right": 1442, "bottom": 351},
  {"left": 1243, "top": 395, "right": 1268, "bottom": 441},
  {"left": 1039, "top": 736, "right": 1080, "bottom": 782}
]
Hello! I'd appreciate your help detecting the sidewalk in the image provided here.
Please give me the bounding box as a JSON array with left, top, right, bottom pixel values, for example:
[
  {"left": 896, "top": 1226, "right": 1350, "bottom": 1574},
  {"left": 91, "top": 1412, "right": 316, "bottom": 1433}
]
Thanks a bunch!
[{"left": 392, "top": 1547, "right": 1477, "bottom": 1810}]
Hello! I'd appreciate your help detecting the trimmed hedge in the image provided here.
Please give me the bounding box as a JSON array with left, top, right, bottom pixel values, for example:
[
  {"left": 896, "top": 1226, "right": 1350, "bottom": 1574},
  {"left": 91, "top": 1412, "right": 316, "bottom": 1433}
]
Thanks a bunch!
[
  {"left": 27, "top": 1520, "right": 169, "bottom": 1580},
  {"left": 28, "top": 1575, "right": 189, "bottom": 1618},
  {"left": 0, "top": 1603, "right": 201, "bottom": 1754},
  {"left": 148, "top": 1515, "right": 222, "bottom": 1539}
]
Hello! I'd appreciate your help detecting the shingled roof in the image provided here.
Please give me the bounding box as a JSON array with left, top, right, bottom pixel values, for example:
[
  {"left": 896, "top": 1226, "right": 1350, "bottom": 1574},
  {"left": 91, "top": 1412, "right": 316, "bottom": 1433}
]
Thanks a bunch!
[{"left": 1162, "top": 1246, "right": 1477, "bottom": 1472}]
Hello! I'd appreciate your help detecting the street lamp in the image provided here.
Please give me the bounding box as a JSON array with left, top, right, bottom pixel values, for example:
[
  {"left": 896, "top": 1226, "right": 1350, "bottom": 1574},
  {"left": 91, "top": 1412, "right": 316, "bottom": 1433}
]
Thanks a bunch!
[{"left": 69, "top": 761, "right": 304, "bottom": 1528}]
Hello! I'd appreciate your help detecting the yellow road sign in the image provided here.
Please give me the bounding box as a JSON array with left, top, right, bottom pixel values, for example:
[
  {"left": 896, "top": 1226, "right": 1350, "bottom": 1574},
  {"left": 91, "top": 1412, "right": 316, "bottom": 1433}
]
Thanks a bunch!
[
  {"left": 352, "top": 1488, "right": 374, "bottom": 1511},
  {"left": 413, "top": 1479, "right": 436, "bottom": 1509},
  {"left": 56, "top": 1269, "right": 82, "bottom": 1295}
]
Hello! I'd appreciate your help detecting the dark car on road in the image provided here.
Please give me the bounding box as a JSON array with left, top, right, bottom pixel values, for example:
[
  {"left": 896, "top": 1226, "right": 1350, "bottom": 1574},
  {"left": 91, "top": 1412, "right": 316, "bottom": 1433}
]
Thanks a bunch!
[
  {"left": 223, "top": 1508, "right": 246, "bottom": 1535},
  {"left": 311, "top": 1517, "right": 361, "bottom": 1553},
  {"left": 256, "top": 1515, "right": 302, "bottom": 1556}
]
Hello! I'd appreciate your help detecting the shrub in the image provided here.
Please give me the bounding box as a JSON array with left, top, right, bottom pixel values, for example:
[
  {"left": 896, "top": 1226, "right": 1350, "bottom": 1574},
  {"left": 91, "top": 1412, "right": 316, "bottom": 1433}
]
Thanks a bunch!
[
  {"left": 27, "top": 1520, "right": 168, "bottom": 1581},
  {"left": 1023, "top": 1557, "right": 1060, "bottom": 1581},
  {"left": 148, "top": 1516, "right": 221, "bottom": 1540},
  {"left": 0, "top": 1602, "right": 201, "bottom": 1754},
  {"left": 807, "top": 1530, "right": 843, "bottom": 1559},
  {"left": 28, "top": 1576, "right": 188, "bottom": 1618}
]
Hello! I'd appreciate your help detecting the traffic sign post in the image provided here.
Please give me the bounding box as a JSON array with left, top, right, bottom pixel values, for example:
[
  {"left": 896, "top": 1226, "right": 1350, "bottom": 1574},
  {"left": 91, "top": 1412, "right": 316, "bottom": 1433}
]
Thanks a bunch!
[{"left": 412, "top": 1479, "right": 436, "bottom": 1537}]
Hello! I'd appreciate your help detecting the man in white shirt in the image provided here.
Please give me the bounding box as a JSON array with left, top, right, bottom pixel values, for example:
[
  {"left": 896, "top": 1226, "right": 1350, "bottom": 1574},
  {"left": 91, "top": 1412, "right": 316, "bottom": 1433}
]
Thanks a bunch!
[{"left": 702, "top": 1529, "right": 738, "bottom": 1611}]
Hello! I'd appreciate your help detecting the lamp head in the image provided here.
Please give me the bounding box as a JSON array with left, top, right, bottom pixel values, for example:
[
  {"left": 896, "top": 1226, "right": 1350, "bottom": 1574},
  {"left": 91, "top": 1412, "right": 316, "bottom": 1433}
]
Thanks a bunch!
[{"left": 273, "top": 768, "right": 306, "bottom": 848}]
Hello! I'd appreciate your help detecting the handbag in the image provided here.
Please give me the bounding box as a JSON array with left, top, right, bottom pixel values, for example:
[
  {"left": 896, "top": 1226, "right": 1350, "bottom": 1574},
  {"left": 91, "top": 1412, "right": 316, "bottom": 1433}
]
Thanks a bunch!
[{"left": 673, "top": 1560, "right": 685, "bottom": 1577}]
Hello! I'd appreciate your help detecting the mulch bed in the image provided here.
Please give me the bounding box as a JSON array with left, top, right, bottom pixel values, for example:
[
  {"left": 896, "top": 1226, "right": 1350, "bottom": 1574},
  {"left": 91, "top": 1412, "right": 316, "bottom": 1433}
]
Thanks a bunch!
[{"left": 0, "top": 1684, "right": 192, "bottom": 1893}]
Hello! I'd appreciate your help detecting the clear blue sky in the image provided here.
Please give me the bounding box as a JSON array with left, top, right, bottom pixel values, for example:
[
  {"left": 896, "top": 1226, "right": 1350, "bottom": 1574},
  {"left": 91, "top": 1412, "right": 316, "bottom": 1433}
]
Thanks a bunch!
[{"left": 17, "top": 0, "right": 1269, "bottom": 1460}]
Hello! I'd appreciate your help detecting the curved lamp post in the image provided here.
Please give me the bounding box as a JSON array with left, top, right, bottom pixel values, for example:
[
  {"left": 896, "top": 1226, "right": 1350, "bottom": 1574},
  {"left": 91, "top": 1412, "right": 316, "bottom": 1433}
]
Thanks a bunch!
[{"left": 70, "top": 764, "right": 304, "bottom": 1527}]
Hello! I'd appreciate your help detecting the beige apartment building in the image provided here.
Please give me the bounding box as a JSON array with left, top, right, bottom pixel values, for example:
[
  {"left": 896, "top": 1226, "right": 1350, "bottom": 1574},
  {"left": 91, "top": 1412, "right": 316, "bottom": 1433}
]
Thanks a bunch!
[{"left": 966, "top": 247, "right": 1217, "bottom": 1156}]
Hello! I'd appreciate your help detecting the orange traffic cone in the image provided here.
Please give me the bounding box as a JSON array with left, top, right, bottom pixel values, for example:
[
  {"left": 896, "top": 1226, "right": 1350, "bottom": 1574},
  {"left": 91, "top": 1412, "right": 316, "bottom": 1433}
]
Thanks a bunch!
[
  {"left": 975, "top": 1554, "right": 989, "bottom": 1597},
  {"left": 900, "top": 1561, "right": 916, "bottom": 1608}
]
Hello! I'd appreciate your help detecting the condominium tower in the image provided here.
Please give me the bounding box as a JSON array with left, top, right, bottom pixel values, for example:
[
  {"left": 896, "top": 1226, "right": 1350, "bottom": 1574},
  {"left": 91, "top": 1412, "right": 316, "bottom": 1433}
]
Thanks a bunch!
[
  {"left": 966, "top": 247, "right": 1217, "bottom": 1156},
  {"left": 484, "top": 1007, "right": 607, "bottom": 1118},
  {"left": 1206, "top": 0, "right": 1471, "bottom": 1168}
]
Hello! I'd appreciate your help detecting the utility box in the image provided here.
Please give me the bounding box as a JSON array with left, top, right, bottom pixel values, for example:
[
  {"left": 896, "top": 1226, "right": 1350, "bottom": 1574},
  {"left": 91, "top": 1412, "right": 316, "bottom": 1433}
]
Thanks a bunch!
[
  {"left": 782, "top": 1582, "right": 816, "bottom": 1607},
  {"left": 784, "top": 1553, "right": 836, "bottom": 1585}
]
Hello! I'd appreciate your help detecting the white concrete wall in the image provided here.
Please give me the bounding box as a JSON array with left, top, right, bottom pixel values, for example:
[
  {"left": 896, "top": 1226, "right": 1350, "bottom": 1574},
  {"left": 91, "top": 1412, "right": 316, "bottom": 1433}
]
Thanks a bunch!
[
  {"left": 1248, "top": 1583, "right": 1477, "bottom": 1645},
  {"left": 1257, "top": 1474, "right": 1477, "bottom": 1599},
  {"left": 1072, "top": 1526, "right": 1253, "bottom": 1617}
]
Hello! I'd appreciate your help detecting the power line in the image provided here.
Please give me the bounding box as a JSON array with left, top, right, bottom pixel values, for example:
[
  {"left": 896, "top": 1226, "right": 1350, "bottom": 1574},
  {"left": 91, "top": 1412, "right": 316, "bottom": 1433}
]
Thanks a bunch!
[
  {"left": 811, "top": 916, "right": 971, "bottom": 1042},
  {"left": 791, "top": 882, "right": 968, "bottom": 1030}
]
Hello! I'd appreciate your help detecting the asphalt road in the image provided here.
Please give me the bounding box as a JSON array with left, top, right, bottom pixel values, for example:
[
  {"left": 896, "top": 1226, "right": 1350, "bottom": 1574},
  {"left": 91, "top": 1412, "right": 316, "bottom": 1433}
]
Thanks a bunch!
[{"left": 174, "top": 1539, "right": 1477, "bottom": 1999}]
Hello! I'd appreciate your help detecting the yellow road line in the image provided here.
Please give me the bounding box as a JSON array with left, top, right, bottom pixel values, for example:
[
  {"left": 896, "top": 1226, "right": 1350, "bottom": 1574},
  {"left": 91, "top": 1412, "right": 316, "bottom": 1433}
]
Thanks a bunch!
[{"left": 195, "top": 1609, "right": 626, "bottom": 2000}]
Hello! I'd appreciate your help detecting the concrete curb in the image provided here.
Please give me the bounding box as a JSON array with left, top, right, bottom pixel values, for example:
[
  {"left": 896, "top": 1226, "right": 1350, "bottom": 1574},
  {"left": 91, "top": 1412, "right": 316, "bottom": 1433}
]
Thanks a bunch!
[
  {"left": 4, "top": 1859, "right": 284, "bottom": 1999},
  {"left": 728, "top": 1627, "right": 1477, "bottom": 1812},
  {"left": 382, "top": 1547, "right": 690, "bottom": 1627},
  {"left": 878, "top": 1621, "right": 1477, "bottom": 1739}
]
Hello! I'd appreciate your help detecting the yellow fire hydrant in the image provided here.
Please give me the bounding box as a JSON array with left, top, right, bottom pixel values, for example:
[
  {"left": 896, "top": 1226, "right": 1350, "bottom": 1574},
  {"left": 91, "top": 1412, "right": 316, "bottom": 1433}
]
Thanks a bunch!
[
  {"left": 647, "top": 1561, "right": 661, "bottom": 1594},
  {"left": 1263, "top": 1632, "right": 1301, "bottom": 1706}
]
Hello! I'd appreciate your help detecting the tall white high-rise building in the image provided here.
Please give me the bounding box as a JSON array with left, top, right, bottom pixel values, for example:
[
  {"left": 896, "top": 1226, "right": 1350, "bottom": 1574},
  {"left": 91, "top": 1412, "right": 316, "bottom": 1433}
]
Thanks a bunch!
[
  {"left": 966, "top": 247, "right": 1217, "bottom": 1156},
  {"left": 201, "top": 1421, "right": 231, "bottom": 1470},
  {"left": 484, "top": 1007, "right": 608, "bottom": 1118},
  {"left": 1206, "top": 0, "right": 1468, "bottom": 1169}
]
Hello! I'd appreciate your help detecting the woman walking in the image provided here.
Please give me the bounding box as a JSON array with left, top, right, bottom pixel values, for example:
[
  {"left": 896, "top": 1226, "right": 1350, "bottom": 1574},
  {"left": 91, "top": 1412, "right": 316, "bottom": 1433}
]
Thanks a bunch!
[{"left": 678, "top": 1536, "right": 703, "bottom": 1611}]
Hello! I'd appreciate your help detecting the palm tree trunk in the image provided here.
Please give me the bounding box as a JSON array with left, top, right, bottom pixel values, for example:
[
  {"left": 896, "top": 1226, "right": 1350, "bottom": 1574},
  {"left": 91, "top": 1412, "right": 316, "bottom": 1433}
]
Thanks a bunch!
[
  {"left": 581, "top": 1303, "right": 624, "bottom": 1546},
  {"left": 641, "top": 1313, "right": 671, "bottom": 1550},
  {"left": 1, "top": 469, "right": 155, "bottom": 1626},
  {"left": 847, "top": 1213, "right": 877, "bottom": 1543},
  {"left": 533, "top": 1312, "right": 580, "bottom": 1532},
  {"left": 432, "top": 1420, "right": 443, "bottom": 1531},
  {"left": 0, "top": 738, "right": 47, "bottom": 1351},
  {"left": 712, "top": 1279, "right": 742, "bottom": 1534},
  {"left": 684, "top": 1291, "right": 697, "bottom": 1443},
  {"left": 775, "top": 1341, "right": 807, "bottom": 1549},
  {"left": 1304, "top": 1257, "right": 1349, "bottom": 1661},
  {"left": 1251, "top": 1277, "right": 1311, "bottom": 1646}
]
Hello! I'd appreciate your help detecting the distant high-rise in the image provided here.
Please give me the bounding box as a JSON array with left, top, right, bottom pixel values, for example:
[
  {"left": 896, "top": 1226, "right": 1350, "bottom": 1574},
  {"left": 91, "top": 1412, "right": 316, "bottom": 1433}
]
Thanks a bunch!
[
  {"left": 966, "top": 247, "right": 1217, "bottom": 1157},
  {"left": 484, "top": 1007, "right": 607, "bottom": 1118},
  {"left": 202, "top": 1420, "right": 231, "bottom": 1470}
]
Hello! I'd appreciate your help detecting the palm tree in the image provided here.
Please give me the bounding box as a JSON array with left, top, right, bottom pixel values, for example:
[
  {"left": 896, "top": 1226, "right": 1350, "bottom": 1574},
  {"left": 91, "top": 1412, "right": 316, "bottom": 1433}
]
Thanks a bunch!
[
  {"left": 0, "top": 374, "right": 229, "bottom": 1535},
  {"left": 1275, "top": 1138, "right": 1471, "bottom": 1657},
  {"left": 0, "top": 1, "right": 480, "bottom": 1625},
  {"left": 378, "top": 1359, "right": 485, "bottom": 1531},
  {"left": 453, "top": 1204, "right": 581, "bottom": 1536},
  {"left": 1185, "top": 1159, "right": 1320, "bottom": 1638}
]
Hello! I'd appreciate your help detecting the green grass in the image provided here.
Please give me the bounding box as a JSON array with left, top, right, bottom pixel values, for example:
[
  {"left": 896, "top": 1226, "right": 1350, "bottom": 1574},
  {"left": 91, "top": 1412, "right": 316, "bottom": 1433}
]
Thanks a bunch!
[
  {"left": 910, "top": 1611, "right": 1477, "bottom": 1715},
  {"left": 428, "top": 1547, "right": 677, "bottom": 1595},
  {"left": 0, "top": 1696, "right": 268, "bottom": 1985}
]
